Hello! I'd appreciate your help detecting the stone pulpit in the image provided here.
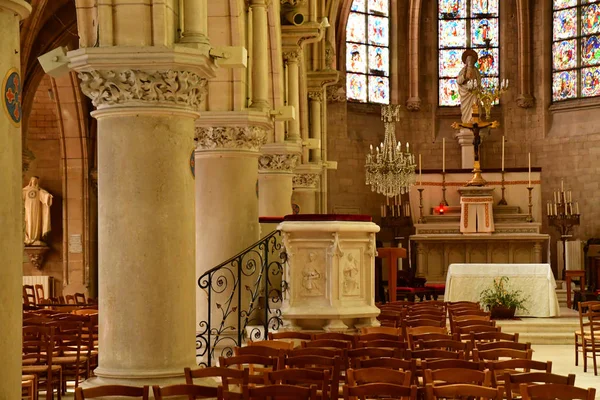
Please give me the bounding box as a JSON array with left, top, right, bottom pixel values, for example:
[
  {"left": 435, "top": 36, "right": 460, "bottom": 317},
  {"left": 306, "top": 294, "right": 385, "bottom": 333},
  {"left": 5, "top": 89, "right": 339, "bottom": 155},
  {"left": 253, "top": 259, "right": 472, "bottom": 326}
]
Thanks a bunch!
[{"left": 278, "top": 214, "right": 380, "bottom": 332}]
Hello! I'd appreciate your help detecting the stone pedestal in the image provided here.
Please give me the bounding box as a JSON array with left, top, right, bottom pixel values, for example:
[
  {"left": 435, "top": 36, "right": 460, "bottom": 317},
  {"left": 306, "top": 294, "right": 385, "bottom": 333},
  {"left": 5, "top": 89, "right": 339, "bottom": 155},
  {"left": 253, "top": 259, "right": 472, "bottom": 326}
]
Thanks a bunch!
[
  {"left": 278, "top": 215, "right": 380, "bottom": 332},
  {"left": 258, "top": 143, "right": 301, "bottom": 217},
  {"left": 292, "top": 167, "right": 321, "bottom": 214},
  {"left": 454, "top": 128, "right": 474, "bottom": 169},
  {"left": 0, "top": 1, "right": 30, "bottom": 399}
]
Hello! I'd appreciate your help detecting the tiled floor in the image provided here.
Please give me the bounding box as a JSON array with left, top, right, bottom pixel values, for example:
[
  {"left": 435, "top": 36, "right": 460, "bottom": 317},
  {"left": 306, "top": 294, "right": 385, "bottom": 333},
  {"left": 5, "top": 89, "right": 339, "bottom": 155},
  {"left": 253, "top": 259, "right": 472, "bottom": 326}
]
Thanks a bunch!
[{"left": 532, "top": 344, "right": 600, "bottom": 399}]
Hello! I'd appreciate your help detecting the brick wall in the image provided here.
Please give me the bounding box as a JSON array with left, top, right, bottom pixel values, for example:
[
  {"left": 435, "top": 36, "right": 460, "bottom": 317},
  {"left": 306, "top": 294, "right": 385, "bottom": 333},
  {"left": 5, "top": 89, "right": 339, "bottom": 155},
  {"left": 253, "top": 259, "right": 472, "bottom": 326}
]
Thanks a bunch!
[{"left": 328, "top": 1, "right": 600, "bottom": 270}]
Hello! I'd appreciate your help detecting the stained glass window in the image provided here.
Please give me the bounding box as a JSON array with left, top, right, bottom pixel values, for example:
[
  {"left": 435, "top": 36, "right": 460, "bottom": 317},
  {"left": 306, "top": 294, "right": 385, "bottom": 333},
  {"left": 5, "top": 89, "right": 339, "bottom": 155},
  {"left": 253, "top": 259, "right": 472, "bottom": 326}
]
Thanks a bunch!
[
  {"left": 552, "top": 0, "right": 600, "bottom": 101},
  {"left": 438, "top": 0, "right": 500, "bottom": 106},
  {"left": 346, "top": 0, "right": 390, "bottom": 104}
]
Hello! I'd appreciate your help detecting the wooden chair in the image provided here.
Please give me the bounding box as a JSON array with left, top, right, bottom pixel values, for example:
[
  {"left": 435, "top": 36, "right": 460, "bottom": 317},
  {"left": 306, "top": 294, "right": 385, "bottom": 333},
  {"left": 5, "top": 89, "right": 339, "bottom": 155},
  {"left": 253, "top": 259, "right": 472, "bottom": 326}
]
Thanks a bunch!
[
  {"left": 74, "top": 385, "right": 150, "bottom": 399},
  {"left": 48, "top": 320, "right": 87, "bottom": 393},
  {"left": 65, "top": 295, "right": 76, "bottom": 305},
  {"left": 355, "top": 357, "right": 417, "bottom": 375},
  {"left": 219, "top": 355, "right": 279, "bottom": 385},
  {"left": 454, "top": 325, "right": 501, "bottom": 341},
  {"left": 184, "top": 366, "right": 249, "bottom": 393},
  {"left": 312, "top": 332, "right": 355, "bottom": 343},
  {"left": 421, "top": 359, "right": 485, "bottom": 371},
  {"left": 283, "top": 355, "right": 342, "bottom": 399},
  {"left": 425, "top": 383, "right": 503, "bottom": 400},
  {"left": 408, "top": 333, "right": 451, "bottom": 350},
  {"left": 452, "top": 319, "right": 496, "bottom": 335},
  {"left": 409, "top": 349, "right": 465, "bottom": 361},
  {"left": 470, "top": 331, "right": 519, "bottom": 348},
  {"left": 575, "top": 301, "right": 600, "bottom": 368},
  {"left": 22, "top": 375, "right": 37, "bottom": 400},
  {"left": 74, "top": 293, "right": 87, "bottom": 305},
  {"left": 450, "top": 309, "right": 491, "bottom": 318},
  {"left": 347, "top": 367, "right": 411, "bottom": 386},
  {"left": 23, "top": 285, "right": 37, "bottom": 305},
  {"left": 416, "top": 339, "right": 472, "bottom": 359},
  {"left": 582, "top": 302, "right": 600, "bottom": 375},
  {"left": 247, "top": 340, "right": 294, "bottom": 352},
  {"left": 302, "top": 339, "right": 352, "bottom": 350},
  {"left": 22, "top": 325, "right": 62, "bottom": 400},
  {"left": 473, "top": 348, "right": 533, "bottom": 362},
  {"left": 475, "top": 341, "right": 531, "bottom": 352},
  {"left": 377, "top": 310, "right": 404, "bottom": 328},
  {"left": 423, "top": 368, "right": 492, "bottom": 387},
  {"left": 288, "top": 347, "right": 344, "bottom": 359},
  {"left": 34, "top": 284, "right": 45, "bottom": 304},
  {"left": 354, "top": 333, "right": 404, "bottom": 344},
  {"left": 487, "top": 359, "right": 552, "bottom": 387},
  {"left": 504, "top": 372, "right": 575, "bottom": 400},
  {"left": 359, "top": 326, "right": 403, "bottom": 336},
  {"left": 266, "top": 368, "right": 331, "bottom": 400},
  {"left": 234, "top": 347, "right": 285, "bottom": 375},
  {"left": 519, "top": 383, "right": 595, "bottom": 400},
  {"left": 355, "top": 339, "right": 408, "bottom": 351},
  {"left": 342, "top": 383, "right": 417, "bottom": 400},
  {"left": 240, "top": 384, "right": 318, "bottom": 400},
  {"left": 347, "top": 347, "right": 404, "bottom": 369},
  {"left": 152, "top": 384, "right": 222, "bottom": 400},
  {"left": 406, "top": 326, "right": 447, "bottom": 336},
  {"left": 268, "top": 331, "right": 312, "bottom": 341}
]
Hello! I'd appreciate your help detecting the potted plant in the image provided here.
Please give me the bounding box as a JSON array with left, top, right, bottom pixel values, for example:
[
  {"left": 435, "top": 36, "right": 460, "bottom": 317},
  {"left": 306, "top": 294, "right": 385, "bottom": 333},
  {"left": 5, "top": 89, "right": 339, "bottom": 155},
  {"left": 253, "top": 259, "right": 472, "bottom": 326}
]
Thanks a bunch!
[{"left": 479, "top": 276, "right": 528, "bottom": 319}]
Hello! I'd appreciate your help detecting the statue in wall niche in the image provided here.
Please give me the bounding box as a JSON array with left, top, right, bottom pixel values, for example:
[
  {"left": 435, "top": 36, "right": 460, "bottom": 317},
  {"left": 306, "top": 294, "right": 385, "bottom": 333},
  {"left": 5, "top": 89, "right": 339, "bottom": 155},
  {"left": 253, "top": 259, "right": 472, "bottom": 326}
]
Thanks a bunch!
[
  {"left": 23, "top": 176, "right": 53, "bottom": 246},
  {"left": 457, "top": 49, "right": 481, "bottom": 124},
  {"left": 301, "top": 252, "right": 323, "bottom": 296},
  {"left": 342, "top": 253, "right": 360, "bottom": 295}
]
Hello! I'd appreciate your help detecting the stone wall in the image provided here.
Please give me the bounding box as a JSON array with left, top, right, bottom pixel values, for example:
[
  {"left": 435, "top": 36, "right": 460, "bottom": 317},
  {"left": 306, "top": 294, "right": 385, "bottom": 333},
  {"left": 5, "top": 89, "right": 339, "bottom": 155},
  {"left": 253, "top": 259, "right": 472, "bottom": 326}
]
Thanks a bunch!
[
  {"left": 328, "top": 1, "right": 600, "bottom": 271},
  {"left": 23, "top": 75, "right": 63, "bottom": 291}
]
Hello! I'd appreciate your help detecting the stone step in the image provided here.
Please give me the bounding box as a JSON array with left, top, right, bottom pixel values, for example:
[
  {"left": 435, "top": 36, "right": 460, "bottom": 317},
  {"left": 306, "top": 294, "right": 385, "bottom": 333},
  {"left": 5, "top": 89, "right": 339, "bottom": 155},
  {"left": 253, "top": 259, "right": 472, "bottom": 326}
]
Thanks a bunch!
[
  {"left": 515, "top": 332, "right": 575, "bottom": 345},
  {"left": 496, "top": 320, "right": 579, "bottom": 334}
]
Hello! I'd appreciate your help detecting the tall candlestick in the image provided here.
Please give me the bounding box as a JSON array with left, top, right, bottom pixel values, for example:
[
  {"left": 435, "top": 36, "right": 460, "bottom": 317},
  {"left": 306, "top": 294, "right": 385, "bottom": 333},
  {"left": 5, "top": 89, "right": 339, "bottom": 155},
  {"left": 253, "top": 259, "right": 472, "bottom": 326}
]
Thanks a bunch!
[
  {"left": 554, "top": 191, "right": 557, "bottom": 204},
  {"left": 528, "top": 153, "right": 531, "bottom": 187},
  {"left": 576, "top": 202, "right": 579, "bottom": 215},
  {"left": 442, "top": 138, "right": 446, "bottom": 173},
  {"left": 419, "top": 154, "right": 422, "bottom": 185},
  {"left": 501, "top": 136, "right": 505, "bottom": 172}
]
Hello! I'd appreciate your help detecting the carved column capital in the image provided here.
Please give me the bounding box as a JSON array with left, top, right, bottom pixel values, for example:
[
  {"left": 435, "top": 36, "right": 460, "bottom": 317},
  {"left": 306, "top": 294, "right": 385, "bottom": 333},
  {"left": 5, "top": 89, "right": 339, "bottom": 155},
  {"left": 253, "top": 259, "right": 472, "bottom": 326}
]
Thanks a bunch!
[
  {"left": 281, "top": 0, "right": 307, "bottom": 5},
  {"left": 195, "top": 126, "right": 267, "bottom": 151},
  {"left": 406, "top": 97, "right": 422, "bottom": 111},
  {"left": 516, "top": 94, "right": 535, "bottom": 108},
  {"left": 258, "top": 153, "right": 300, "bottom": 172},
  {"left": 293, "top": 173, "right": 319, "bottom": 189},
  {"left": 308, "top": 90, "right": 324, "bottom": 102},
  {"left": 77, "top": 69, "right": 208, "bottom": 111},
  {"left": 327, "top": 84, "right": 346, "bottom": 103},
  {"left": 283, "top": 48, "right": 302, "bottom": 62}
]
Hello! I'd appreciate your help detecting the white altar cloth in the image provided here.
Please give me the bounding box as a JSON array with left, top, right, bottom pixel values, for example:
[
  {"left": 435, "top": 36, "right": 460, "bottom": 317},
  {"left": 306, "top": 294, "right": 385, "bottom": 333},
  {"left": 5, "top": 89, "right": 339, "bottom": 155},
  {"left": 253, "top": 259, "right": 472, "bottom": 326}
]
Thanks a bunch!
[{"left": 444, "top": 264, "right": 560, "bottom": 317}]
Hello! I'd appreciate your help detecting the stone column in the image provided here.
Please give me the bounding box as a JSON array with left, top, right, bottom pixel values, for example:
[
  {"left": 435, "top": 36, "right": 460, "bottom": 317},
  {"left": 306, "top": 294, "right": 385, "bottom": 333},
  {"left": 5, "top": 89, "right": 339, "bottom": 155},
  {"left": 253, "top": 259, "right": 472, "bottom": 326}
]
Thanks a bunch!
[
  {"left": 194, "top": 113, "right": 268, "bottom": 336},
  {"left": 258, "top": 144, "right": 301, "bottom": 217},
  {"left": 0, "top": 2, "right": 30, "bottom": 398},
  {"left": 292, "top": 173, "right": 320, "bottom": 214},
  {"left": 70, "top": 63, "right": 211, "bottom": 386},
  {"left": 284, "top": 49, "right": 301, "bottom": 142},
  {"left": 180, "top": 0, "right": 210, "bottom": 49},
  {"left": 455, "top": 129, "right": 475, "bottom": 169},
  {"left": 250, "top": 0, "right": 271, "bottom": 110},
  {"left": 308, "top": 90, "right": 322, "bottom": 163}
]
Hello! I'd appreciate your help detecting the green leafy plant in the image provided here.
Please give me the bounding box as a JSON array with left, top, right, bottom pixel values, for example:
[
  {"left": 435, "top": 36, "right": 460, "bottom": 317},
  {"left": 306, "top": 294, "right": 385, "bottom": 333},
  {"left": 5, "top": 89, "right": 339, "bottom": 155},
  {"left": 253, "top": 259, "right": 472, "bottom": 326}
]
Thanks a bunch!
[{"left": 479, "top": 276, "right": 528, "bottom": 312}]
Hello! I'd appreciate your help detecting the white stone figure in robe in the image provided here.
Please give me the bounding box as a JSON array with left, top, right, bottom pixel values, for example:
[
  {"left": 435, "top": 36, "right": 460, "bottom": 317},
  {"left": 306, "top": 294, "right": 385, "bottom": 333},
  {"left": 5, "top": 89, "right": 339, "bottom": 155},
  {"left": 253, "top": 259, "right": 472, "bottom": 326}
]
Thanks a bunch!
[
  {"left": 302, "top": 252, "right": 322, "bottom": 295},
  {"left": 23, "top": 176, "right": 53, "bottom": 246},
  {"left": 456, "top": 49, "right": 481, "bottom": 123},
  {"left": 342, "top": 253, "right": 360, "bottom": 295}
]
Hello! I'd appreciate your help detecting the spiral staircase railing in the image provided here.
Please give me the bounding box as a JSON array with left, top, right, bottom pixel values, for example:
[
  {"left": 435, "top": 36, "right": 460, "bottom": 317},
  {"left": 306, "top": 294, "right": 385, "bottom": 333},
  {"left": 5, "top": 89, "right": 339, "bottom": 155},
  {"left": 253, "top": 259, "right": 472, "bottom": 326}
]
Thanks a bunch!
[{"left": 195, "top": 230, "right": 287, "bottom": 366}]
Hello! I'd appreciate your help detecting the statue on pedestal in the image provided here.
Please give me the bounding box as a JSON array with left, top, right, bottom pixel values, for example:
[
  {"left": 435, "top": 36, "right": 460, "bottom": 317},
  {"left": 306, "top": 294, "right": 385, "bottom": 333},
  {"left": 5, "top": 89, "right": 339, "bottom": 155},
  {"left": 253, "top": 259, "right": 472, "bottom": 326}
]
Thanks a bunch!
[
  {"left": 23, "top": 176, "right": 53, "bottom": 246},
  {"left": 456, "top": 49, "right": 481, "bottom": 124}
]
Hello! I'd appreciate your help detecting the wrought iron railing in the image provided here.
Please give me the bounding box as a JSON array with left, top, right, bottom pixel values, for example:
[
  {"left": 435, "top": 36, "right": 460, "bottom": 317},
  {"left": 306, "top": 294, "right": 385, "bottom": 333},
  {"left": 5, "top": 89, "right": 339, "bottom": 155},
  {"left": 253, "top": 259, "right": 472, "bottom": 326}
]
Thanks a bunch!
[{"left": 196, "top": 230, "right": 287, "bottom": 366}]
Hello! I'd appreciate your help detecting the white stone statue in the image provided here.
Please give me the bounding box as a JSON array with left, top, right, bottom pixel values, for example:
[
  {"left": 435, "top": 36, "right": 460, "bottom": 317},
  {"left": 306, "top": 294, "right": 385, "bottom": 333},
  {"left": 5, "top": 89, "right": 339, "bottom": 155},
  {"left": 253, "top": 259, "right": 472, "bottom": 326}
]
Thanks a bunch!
[
  {"left": 456, "top": 49, "right": 481, "bottom": 123},
  {"left": 23, "top": 177, "right": 53, "bottom": 246}
]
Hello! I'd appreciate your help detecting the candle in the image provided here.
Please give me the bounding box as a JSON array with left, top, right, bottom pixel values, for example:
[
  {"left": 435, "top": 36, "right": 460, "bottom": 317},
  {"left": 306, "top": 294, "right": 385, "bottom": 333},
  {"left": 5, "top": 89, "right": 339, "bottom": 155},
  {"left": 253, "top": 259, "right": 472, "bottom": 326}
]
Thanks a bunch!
[
  {"left": 528, "top": 153, "right": 531, "bottom": 187},
  {"left": 501, "top": 136, "right": 505, "bottom": 172},
  {"left": 561, "top": 180, "right": 564, "bottom": 192},
  {"left": 576, "top": 202, "right": 580, "bottom": 215},
  {"left": 554, "top": 191, "right": 557, "bottom": 204},
  {"left": 442, "top": 138, "right": 446, "bottom": 173},
  {"left": 568, "top": 190, "right": 572, "bottom": 203},
  {"left": 546, "top": 202, "right": 550, "bottom": 216},
  {"left": 554, "top": 203, "right": 558, "bottom": 215},
  {"left": 419, "top": 154, "right": 422, "bottom": 185}
]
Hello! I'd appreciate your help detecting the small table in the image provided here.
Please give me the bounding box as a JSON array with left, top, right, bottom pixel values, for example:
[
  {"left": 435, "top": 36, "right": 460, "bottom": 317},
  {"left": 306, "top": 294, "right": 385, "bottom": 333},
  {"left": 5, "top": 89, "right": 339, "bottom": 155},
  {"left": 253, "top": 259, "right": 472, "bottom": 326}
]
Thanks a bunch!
[
  {"left": 376, "top": 247, "right": 407, "bottom": 302},
  {"left": 565, "top": 270, "right": 586, "bottom": 309}
]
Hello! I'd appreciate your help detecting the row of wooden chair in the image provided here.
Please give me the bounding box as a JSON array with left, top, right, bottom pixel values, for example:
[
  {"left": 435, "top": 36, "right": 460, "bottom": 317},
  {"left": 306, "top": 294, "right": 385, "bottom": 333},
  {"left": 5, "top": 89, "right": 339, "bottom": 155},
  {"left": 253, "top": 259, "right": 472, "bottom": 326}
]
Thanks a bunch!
[
  {"left": 23, "top": 285, "right": 94, "bottom": 306},
  {"left": 575, "top": 300, "right": 600, "bottom": 375}
]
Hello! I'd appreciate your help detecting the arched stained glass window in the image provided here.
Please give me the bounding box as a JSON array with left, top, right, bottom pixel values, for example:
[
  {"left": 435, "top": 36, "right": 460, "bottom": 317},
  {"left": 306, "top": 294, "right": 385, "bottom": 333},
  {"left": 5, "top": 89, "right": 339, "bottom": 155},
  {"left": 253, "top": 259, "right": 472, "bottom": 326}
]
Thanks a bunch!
[
  {"left": 552, "top": 1, "right": 600, "bottom": 101},
  {"left": 438, "top": 0, "right": 500, "bottom": 106},
  {"left": 346, "top": 0, "right": 390, "bottom": 104}
]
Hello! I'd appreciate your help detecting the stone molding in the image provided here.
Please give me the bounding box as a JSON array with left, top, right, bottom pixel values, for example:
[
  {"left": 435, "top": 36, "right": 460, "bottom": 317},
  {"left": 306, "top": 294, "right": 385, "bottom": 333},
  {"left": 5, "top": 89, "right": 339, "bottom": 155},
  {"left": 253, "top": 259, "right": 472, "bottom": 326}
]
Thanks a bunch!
[
  {"left": 293, "top": 173, "right": 319, "bottom": 188},
  {"left": 308, "top": 90, "right": 323, "bottom": 102},
  {"left": 195, "top": 126, "right": 267, "bottom": 151},
  {"left": 516, "top": 94, "right": 535, "bottom": 109},
  {"left": 78, "top": 69, "right": 208, "bottom": 110},
  {"left": 327, "top": 84, "right": 346, "bottom": 103},
  {"left": 259, "top": 153, "right": 300, "bottom": 172},
  {"left": 283, "top": 49, "right": 302, "bottom": 62},
  {"left": 406, "top": 97, "right": 422, "bottom": 111}
]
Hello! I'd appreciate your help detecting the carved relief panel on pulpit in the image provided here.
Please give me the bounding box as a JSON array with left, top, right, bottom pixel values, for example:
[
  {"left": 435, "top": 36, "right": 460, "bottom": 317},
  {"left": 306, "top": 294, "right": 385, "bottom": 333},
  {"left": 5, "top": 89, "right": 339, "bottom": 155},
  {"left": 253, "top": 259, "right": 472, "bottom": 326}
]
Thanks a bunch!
[
  {"left": 341, "top": 251, "right": 361, "bottom": 296},
  {"left": 300, "top": 250, "right": 325, "bottom": 297}
]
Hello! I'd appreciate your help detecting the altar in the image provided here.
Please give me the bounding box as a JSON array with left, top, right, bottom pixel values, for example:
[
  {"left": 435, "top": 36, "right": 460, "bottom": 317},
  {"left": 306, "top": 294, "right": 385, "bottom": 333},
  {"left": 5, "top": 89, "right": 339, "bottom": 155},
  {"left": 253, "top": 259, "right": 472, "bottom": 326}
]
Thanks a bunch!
[
  {"left": 444, "top": 263, "right": 560, "bottom": 317},
  {"left": 407, "top": 169, "right": 550, "bottom": 283}
]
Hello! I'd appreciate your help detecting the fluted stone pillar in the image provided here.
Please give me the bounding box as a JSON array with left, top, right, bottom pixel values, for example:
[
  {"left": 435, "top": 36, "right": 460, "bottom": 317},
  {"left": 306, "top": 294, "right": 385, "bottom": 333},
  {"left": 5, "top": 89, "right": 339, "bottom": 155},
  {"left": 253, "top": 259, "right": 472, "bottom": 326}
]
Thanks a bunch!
[
  {"left": 250, "top": 0, "right": 271, "bottom": 110},
  {"left": 284, "top": 50, "right": 301, "bottom": 142},
  {"left": 194, "top": 113, "right": 268, "bottom": 341},
  {"left": 0, "top": 1, "right": 30, "bottom": 398},
  {"left": 258, "top": 144, "right": 300, "bottom": 217},
  {"left": 308, "top": 90, "right": 323, "bottom": 163},
  {"left": 292, "top": 173, "right": 320, "bottom": 214}
]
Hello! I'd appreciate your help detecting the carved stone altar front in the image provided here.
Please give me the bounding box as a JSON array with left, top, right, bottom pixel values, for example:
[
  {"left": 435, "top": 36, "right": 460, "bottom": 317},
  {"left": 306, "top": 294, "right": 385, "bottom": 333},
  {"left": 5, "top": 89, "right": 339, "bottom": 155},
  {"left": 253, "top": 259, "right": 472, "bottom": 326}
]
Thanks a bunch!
[{"left": 278, "top": 216, "right": 380, "bottom": 332}]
